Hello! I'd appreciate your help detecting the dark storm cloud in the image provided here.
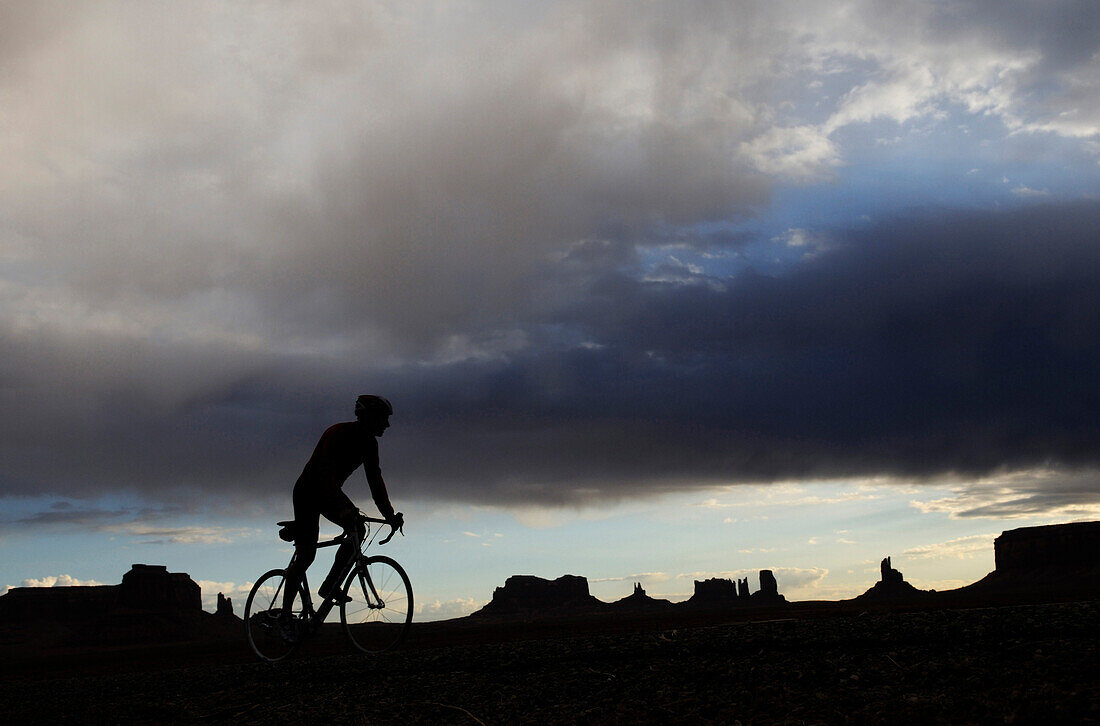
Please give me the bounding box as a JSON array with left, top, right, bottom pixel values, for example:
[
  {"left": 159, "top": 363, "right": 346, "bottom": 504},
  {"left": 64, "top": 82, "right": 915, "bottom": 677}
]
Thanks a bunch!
[
  {"left": 911, "top": 469, "right": 1100, "bottom": 520},
  {"left": 8, "top": 201, "right": 1095, "bottom": 510},
  {"left": 929, "top": 0, "right": 1100, "bottom": 72},
  {"left": 384, "top": 210, "right": 1100, "bottom": 504},
  {"left": 13, "top": 502, "right": 135, "bottom": 528}
]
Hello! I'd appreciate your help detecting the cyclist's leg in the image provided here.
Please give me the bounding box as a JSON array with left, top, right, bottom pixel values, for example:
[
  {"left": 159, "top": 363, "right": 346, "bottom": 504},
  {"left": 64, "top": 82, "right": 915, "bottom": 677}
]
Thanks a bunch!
[
  {"left": 318, "top": 491, "right": 364, "bottom": 598},
  {"left": 283, "top": 486, "right": 321, "bottom": 613}
]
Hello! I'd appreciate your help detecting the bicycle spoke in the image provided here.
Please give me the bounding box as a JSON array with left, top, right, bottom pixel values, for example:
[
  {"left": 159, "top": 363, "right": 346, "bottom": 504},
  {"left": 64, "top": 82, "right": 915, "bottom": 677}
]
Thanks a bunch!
[
  {"left": 244, "top": 569, "right": 306, "bottom": 662},
  {"left": 340, "top": 555, "right": 412, "bottom": 653}
]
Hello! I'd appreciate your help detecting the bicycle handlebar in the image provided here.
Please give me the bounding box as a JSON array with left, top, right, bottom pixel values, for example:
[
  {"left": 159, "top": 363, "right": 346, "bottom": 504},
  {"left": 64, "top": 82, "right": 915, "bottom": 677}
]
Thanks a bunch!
[{"left": 357, "top": 511, "right": 404, "bottom": 545}]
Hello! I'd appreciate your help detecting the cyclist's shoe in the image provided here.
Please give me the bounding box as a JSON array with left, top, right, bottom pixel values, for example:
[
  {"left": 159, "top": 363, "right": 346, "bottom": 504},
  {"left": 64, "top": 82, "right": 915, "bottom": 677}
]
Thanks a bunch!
[{"left": 319, "top": 585, "right": 352, "bottom": 604}]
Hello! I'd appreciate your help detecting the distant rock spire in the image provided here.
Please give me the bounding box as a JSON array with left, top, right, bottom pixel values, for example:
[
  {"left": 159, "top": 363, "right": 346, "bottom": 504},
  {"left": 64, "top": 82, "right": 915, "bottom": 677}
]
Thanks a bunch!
[
  {"left": 881, "top": 557, "right": 903, "bottom": 585},
  {"left": 856, "top": 556, "right": 928, "bottom": 601}
]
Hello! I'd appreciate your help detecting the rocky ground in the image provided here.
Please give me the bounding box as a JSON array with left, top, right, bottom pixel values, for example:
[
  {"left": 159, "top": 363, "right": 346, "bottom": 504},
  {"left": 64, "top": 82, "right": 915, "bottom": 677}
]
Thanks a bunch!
[{"left": 1, "top": 600, "right": 1096, "bottom": 724}]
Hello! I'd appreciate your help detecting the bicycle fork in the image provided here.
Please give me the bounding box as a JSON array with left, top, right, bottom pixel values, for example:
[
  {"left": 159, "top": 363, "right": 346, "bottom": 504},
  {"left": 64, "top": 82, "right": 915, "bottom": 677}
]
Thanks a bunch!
[{"left": 348, "top": 528, "right": 386, "bottom": 610}]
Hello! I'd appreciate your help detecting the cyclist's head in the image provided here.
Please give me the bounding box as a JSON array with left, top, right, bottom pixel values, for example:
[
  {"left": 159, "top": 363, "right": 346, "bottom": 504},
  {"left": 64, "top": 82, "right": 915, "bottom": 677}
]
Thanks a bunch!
[{"left": 355, "top": 394, "right": 393, "bottom": 422}]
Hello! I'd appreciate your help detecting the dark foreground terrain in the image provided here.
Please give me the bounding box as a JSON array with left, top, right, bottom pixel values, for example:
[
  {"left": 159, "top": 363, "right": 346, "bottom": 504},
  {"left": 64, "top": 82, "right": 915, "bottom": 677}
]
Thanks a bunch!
[{"left": 1, "top": 600, "right": 1096, "bottom": 725}]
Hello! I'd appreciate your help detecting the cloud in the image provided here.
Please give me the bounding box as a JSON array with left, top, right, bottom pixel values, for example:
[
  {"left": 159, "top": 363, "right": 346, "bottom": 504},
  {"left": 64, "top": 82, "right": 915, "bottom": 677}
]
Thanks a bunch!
[
  {"left": 902, "top": 533, "right": 998, "bottom": 560},
  {"left": 3, "top": 573, "right": 109, "bottom": 596},
  {"left": 195, "top": 579, "right": 255, "bottom": 614},
  {"left": 14, "top": 574, "right": 107, "bottom": 589},
  {"left": 909, "top": 468, "right": 1100, "bottom": 520},
  {"left": 0, "top": 0, "right": 776, "bottom": 356},
  {"left": 1011, "top": 186, "right": 1051, "bottom": 197},
  {"left": 590, "top": 572, "right": 670, "bottom": 584},
  {"left": 102, "top": 524, "right": 255, "bottom": 545},
  {"left": 416, "top": 597, "right": 485, "bottom": 621},
  {"left": 699, "top": 485, "right": 882, "bottom": 510},
  {"left": 3, "top": 202, "right": 1100, "bottom": 511},
  {"left": 5, "top": 501, "right": 257, "bottom": 546},
  {"left": 741, "top": 125, "right": 839, "bottom": 180},
  {"left": 13, "top": 503, "right": 148, "bottom": 528},
  {"left": 2, "top": 2, "right": 1100, "bottom": 515}
]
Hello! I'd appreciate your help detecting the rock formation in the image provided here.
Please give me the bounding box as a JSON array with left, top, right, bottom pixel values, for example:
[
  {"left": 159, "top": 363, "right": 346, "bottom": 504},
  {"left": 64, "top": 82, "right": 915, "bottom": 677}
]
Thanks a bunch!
[
  {"left": 749, "top": 569, "right": 787, "bottom": 605},
  {"left": 687, "top": 577, "right": 738, "bottom": 605},
  {"left": 216, "top": 593, "right": 235, "bottom": 618},
  {"left": 475, "top": 575, "right": 603, "bottom": 617},
  {"left": 688, "top": 571, "right": 788, "bottom": 607},
  {"left": 0, "top": 564, "right": 201, "bottom": 622},
  {"left": 964, "top": 521, "right": 1100, "bottom": 598},
  {"left": 856, "top": 556, "right": 928, "bottom": 601},
  {"left": 121, "top": 564, "right": 201, "bottom": 612},
  {"left": 994, "top": 521, "right": 1099, "bottom": 574},
  {"left": 760, "top": 570, "right": 778, "bottom": 597},
  {"left": 611, "top": 582, "right": 673, "bottom": 610},
  {"left": 880, "top": 557, "right": 903, "bottom": 585}
]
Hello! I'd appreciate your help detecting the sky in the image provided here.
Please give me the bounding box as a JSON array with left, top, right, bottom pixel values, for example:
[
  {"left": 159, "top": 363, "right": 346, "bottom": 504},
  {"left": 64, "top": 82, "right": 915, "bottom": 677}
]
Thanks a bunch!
[{"left": 2, "top": 0, "right": 1099, "bottom": 620}]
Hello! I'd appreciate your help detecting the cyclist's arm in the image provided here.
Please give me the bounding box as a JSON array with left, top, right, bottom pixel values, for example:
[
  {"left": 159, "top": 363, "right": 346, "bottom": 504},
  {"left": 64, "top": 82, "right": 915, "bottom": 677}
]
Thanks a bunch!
[{"left": 363, "top": 437, "right": 397, "bottom": 522}]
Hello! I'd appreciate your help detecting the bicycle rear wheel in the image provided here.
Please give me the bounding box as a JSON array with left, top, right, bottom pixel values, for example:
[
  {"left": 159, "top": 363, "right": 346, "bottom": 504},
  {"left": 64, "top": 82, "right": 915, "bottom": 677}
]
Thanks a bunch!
[
  {"left": 341, "top": 555, "right": 413, "bottom": 653},
  {"left": 244, "top": 568, "right": 307, "bottom": 662}
]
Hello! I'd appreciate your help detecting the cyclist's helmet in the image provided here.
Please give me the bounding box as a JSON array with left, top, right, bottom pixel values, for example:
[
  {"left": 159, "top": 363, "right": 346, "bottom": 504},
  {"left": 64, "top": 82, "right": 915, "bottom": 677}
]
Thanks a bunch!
[{"left": 355, "top": 394, "right": 393, "bottom": 420}]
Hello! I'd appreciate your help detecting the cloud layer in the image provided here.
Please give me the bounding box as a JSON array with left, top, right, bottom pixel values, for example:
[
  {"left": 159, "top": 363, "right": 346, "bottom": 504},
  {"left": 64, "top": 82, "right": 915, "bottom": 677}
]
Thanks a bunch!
[{"left": 2, "top": 1, "right": 1099, "bottom": 515}]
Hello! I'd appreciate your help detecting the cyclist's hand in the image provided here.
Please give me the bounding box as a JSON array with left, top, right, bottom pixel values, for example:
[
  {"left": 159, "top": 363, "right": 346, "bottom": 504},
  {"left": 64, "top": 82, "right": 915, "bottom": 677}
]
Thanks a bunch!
[{"left": 378, "top": 512, "right": 404, "bottom": 545}]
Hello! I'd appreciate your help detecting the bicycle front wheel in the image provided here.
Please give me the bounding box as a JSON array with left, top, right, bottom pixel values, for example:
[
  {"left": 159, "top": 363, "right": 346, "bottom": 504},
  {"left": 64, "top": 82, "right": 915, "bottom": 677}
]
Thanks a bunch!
[
  {"left": 244, "top": 568, "right": 307, "bottom": 662},
  {"left": 341, "top": 555, "right": 413, "bottom": 653}
]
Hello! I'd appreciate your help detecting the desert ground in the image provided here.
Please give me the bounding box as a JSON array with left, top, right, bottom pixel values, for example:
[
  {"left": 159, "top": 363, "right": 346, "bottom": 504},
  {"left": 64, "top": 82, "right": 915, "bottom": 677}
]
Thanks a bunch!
[{"left": 1, "top": 599, "right": 1095, "bottom": 724}]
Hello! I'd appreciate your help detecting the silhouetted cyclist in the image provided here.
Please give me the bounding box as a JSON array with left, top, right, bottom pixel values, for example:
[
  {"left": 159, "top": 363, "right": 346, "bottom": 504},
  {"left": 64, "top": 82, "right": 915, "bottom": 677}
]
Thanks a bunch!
[{"left": 282, "top": 395, "right": 403, "bottom": 618}]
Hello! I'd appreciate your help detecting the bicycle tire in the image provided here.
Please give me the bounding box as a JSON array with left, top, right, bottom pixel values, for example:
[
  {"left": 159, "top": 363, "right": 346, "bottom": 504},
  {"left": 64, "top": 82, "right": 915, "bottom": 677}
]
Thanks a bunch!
[
  {"left": 340, "top": 555, "right": 413, "bottom": 653},
  {"left": 244, "top": 568, "right": 307, "bottom": 662}
]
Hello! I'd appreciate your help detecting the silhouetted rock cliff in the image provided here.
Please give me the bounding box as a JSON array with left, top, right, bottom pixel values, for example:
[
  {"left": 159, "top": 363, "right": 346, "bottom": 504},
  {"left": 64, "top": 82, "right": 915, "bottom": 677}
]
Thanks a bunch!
[
  {"left": 995, "top": 521, "right": 1099, "bottom": 574},
  {"left": 474, "top": 575, "right": 603, "bottom": 617},
  {"left": 122, "top": 564, "right": 201, "bottom": 612},
  {"left": 0, "top": 564, "right": 200, "bottom": 622},
  {"left": 0, "top": 565, "right": 238, "bottom": 646},
  {"left": 963, "top": 521, "right": 1100, "bottom": 598},
  {"left": 688, "top": 577, "right": 738, "bottom": 605}
]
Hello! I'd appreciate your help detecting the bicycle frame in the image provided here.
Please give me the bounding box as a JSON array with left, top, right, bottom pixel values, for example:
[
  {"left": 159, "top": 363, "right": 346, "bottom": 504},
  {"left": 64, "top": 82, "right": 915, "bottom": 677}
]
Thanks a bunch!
[
  {"left": 288, "top": 515, "right": 391, "bottom": 633},
  {"left": 246, "top": 512, "right": 410, "bottom": 661}
]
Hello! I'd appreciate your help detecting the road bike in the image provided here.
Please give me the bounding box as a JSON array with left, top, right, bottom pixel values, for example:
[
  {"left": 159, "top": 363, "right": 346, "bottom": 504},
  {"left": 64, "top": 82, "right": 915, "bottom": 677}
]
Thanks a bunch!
[{"left": 244, "top": 512, "right": 413, "bottom": 662}]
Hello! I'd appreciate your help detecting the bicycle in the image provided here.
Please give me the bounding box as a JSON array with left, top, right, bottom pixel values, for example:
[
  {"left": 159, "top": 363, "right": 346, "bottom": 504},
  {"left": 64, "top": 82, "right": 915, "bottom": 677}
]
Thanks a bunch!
[{"left": 244, "top": 512, "right": 413, "bottom": 662}]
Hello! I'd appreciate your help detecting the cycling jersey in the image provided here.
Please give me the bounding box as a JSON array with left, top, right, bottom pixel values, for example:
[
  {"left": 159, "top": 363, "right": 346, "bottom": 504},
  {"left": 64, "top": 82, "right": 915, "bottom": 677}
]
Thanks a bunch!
[{"left": 293, "top": 421, "right": 395, "bottom": 521}]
